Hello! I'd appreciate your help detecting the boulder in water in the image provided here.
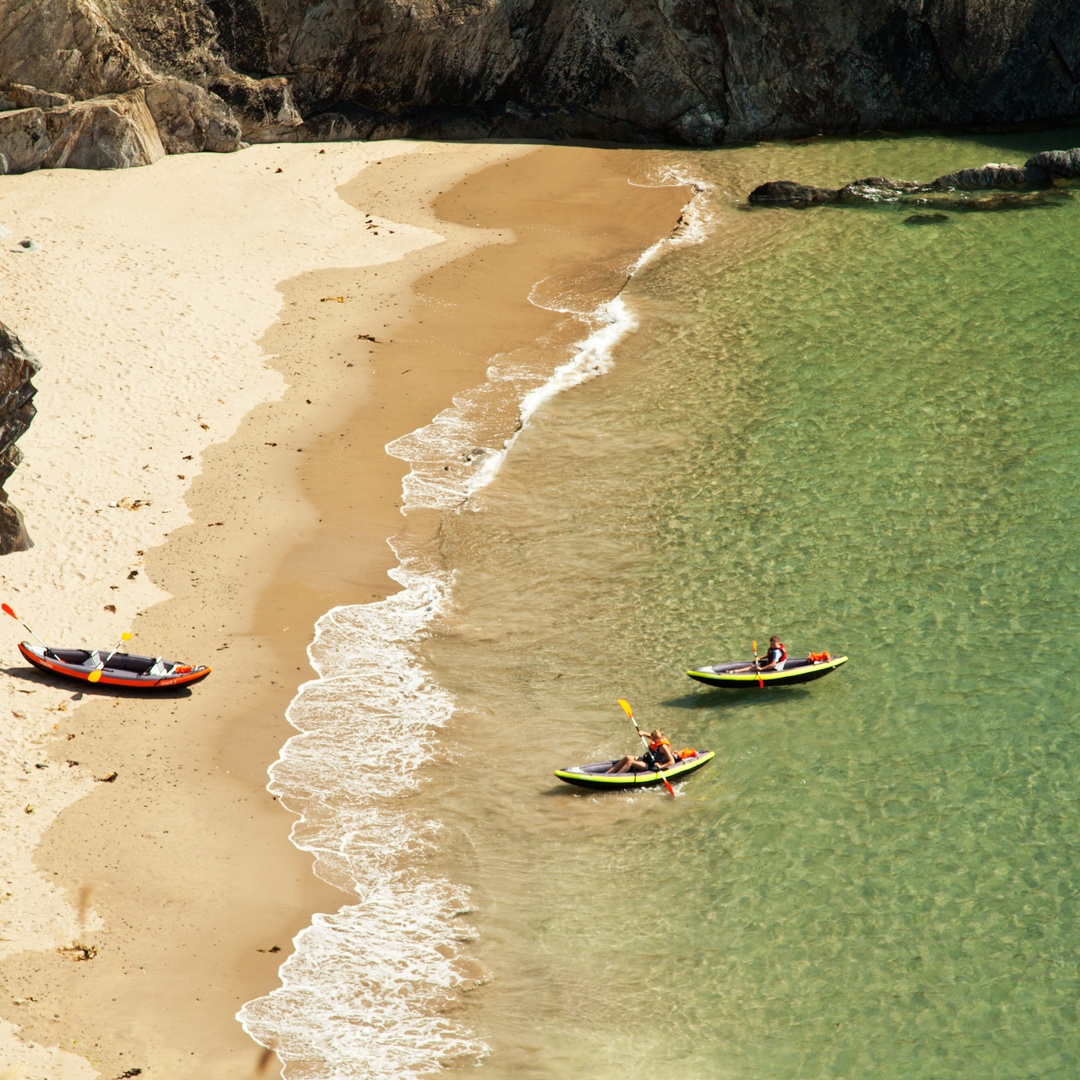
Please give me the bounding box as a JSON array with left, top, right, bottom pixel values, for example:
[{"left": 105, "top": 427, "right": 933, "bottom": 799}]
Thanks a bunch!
[
  {"left": 748, "top": 180, "right": 838, "bottom": 207},
  {"left": 1025, "top": 148, "right": 1080, "bottom": 179}
]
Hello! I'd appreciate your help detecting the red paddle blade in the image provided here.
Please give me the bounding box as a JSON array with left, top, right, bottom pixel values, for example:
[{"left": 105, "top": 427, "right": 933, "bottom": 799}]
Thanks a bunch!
[
  {"left": 2, "top": 603, "right": 16, "bottom": 619},
  {"left": 662, "top": 776, "right": 675, "bottom": 797}
]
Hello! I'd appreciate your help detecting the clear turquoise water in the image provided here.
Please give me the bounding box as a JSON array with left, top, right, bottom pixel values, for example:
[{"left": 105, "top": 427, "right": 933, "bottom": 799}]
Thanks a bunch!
[{"left": 420, "top": 131, "right": 1080, "bottom": 1078}]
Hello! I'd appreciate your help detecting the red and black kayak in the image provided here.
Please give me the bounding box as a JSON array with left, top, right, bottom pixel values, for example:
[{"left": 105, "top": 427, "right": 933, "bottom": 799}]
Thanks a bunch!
[{"left": 18, "top": 641, "right": 211, "bottom": 689}]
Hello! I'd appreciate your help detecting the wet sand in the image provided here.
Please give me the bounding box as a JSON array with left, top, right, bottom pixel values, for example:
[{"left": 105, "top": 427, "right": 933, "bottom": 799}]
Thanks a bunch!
[{"left": 0, "top": 142, "right": 688, "bottom": 1078}]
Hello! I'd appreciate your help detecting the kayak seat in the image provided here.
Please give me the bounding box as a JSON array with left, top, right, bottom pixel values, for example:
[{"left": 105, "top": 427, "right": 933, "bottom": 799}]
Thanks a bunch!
[
  {"left": 84, "top": 651, "right": 104, "bottom": 669},
  {"left": 148, "top": 657, "right": 167, "bottom": 676}
]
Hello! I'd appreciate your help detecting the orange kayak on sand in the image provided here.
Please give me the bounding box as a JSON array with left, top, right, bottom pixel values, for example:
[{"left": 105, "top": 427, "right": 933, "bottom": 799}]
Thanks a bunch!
[{"left": 17, "top": 640, "right": 211, "bottom": 689}]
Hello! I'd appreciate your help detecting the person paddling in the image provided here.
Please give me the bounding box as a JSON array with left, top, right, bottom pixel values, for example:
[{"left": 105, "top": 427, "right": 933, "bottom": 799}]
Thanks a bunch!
[
  {"left": 606, "top": 728, "right": 677, "bottom": 774},
  {"left": 731, "top": 635, "right": 787, "bottom": 673}
]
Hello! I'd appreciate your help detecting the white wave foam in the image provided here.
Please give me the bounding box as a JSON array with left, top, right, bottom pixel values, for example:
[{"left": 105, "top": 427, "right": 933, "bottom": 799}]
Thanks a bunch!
[
  {"left": 242, "top": 172, "right": 710, "bottom": 1078},
  {"left": 388, "top": 295, "right": 637, "bottom": 513},
  {"left": 629, "top": 166, "right": 715, "bottom": 266},
  {"left": 238, "top": 558, "right": 488, "bottom": 1078}
]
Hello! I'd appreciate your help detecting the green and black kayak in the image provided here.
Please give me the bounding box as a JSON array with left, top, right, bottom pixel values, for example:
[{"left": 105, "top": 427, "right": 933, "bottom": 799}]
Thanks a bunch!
[
  {"left": 687, "top": 653, "right": 848, "bottom": 689},
  {"left": 555, "top": 750, "right": 715, "bottom": 791}
]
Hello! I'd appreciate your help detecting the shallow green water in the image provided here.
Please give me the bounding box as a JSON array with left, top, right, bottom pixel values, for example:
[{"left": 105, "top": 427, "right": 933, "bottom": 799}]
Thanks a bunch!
[{"left": 422, "top": 131, "right": 1080, "bottom": 1078}]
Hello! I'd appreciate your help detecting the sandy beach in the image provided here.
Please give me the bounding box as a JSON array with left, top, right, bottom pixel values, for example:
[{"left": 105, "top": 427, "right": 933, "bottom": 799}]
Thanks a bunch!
[{"left": 0, "top": 140, "right": 688, "bottom": 1078}]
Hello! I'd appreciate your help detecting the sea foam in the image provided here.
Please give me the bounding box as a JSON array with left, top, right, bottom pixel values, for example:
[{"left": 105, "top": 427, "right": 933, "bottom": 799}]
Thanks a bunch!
[{"left": 238, "top": 171, "right": 706, "bottom": 1077}]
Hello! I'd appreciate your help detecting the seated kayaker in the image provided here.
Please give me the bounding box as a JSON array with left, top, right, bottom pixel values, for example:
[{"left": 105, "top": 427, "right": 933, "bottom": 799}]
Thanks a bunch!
[
  {"left": 730, "top": 635, "right": 787, "bottom": 673},
  {"left": 606, "top": 729, "right": 677, "bottom": 774}
]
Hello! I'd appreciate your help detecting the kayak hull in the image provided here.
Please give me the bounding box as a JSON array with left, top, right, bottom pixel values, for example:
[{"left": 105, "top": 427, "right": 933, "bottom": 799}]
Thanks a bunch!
[
  {"left": 18, "top": 641, "right": 211, "bottom": 689},
  {"left": 555, "top": 750, "right": 715, "bottom": 791},
  {"left": 687, "top": 654, "right": 848, "bottom": 689}
]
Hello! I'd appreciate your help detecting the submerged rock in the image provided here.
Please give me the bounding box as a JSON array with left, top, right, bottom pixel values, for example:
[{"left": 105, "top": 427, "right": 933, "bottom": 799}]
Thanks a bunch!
[
  {"left": 903, "top": 212, "right": 951, "bottom": 225},
  {"left": 911, "top": 189, "right": 1074, "bottom": 213}
]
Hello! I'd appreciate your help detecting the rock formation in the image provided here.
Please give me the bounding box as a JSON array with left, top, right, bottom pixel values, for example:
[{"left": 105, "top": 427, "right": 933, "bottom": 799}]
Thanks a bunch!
[
  {"left": 2, "top": 0, "right": 1080, "bottom": 172},
  {"left": 0, "top": 324, "right": 40, "bottom": 554},
  {"left": 747, "top": 148, "right": 1080, "bottom": 211}
]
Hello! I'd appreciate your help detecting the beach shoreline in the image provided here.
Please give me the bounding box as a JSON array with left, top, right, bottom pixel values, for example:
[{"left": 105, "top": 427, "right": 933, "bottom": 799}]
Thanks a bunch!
[{"left": 0, "top": 141, "right": 690, "bottom": 1078}]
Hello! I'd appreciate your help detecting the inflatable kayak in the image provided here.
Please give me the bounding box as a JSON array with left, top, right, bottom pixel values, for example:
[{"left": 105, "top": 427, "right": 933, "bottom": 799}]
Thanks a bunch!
[
  {"left": 555, "top": 749, "right": 715, "bottom": 791},
  {"left": 687, "top": 653, "right": 847, "bottom": 689},
  {"left": 18, "top": 641, "right": 211, "bottom": 689}
]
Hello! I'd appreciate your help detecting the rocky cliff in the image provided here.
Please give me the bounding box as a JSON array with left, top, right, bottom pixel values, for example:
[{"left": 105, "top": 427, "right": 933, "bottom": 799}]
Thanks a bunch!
[
  {"left": 1, "top": 0, "right": 1078, "bottom": 171},
  {"left": 0, "top": 324, "right": 40, "bottom": 553}
]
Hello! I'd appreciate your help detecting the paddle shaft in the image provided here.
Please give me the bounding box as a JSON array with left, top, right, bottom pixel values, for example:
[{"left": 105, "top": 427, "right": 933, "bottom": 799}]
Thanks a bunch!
[
  {"left": 88, "top": 632, "right": 132, "bottom": 683},
  {"left": 752, "top": 639, "right": 764, "bottom": 688},
  {"left": 2, "top": 603, "right": 51, "bottom": 653}
]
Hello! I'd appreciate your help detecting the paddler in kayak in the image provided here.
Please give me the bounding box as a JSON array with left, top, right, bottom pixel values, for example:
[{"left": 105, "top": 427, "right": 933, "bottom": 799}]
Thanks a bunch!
[
  {"left": 730, "top": 635, "right": 787, "bottom": 673},
  {"left": 606, "top": 728, "right": 678, "bottom": 774}
]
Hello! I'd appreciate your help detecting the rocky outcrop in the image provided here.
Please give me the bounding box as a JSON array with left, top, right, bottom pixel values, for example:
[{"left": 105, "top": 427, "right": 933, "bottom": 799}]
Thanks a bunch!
[
  {"left": 42, "top": 89, "right": 166, "bottom": 170},
  {"left": 0, "top": 324, "right": 40, "bottom": 554},
  {"left": 1, "top": 0, "right": 1080, "bottom": 166},
  {"left": 203, "top": 72, "right": 301, "bottom": 142},
  {"left": 0, "top": 0, "right": 247, "bottom": 172},
  {"left": 144, "top": 77, "right": 242, "bottom": 154},
  {"left": 0, "top": 109, "right": 51, "bottom": 174},
  {"left": 748, "top": 148, "right": 1080, "bottom": 210}
]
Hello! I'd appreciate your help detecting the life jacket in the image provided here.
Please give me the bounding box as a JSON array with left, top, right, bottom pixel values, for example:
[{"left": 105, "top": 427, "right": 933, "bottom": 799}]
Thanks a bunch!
[
  {"left": 644, "top": 736, "right": 671, "bottom": 766},
  {"left": 768, "top": 642, "right": 787, "bottom": 665},
  {"left": 808, "top": 650, "right": 831, "bottom": 663}
]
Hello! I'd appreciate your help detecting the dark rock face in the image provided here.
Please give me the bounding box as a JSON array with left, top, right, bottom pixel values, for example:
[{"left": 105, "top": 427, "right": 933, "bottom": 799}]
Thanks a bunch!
[
  {"left": 0, "top": 324, "right": 40, "bottom": 554},
  {"left": 3, "top": 0, "right": 1080, "bottom": 164}
]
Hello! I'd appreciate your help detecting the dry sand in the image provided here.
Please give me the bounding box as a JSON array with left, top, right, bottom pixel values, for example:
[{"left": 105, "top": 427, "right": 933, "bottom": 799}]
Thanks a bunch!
[{"left": 0, "top": 140, "right": 689, "bottom": 1078}]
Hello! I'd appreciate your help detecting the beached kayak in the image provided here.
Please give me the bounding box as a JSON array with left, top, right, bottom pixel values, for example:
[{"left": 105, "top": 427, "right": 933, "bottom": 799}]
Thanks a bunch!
[
  {"left": 687, "top": 653, "right": 848, "bottom": 689},
  {"left": 18, "top": 641, "right": 211, "bottom": 689},
  {"left": 555, "top": 749, "right": 715, "bottom": 791}
]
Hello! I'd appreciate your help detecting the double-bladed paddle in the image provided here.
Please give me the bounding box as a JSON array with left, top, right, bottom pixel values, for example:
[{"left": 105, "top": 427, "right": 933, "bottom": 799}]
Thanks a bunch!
[{"left": 617, "top": 697, "right": 675, "bottom": 797}]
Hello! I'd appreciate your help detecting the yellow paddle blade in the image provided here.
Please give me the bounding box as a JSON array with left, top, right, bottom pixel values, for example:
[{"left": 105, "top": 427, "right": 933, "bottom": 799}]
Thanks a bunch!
[
  {"left": 87, "top": 670, "right": 101, "bottom": 683},
  {"left": 617, "top": 698, "right": 634, "bottom": 721}
]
